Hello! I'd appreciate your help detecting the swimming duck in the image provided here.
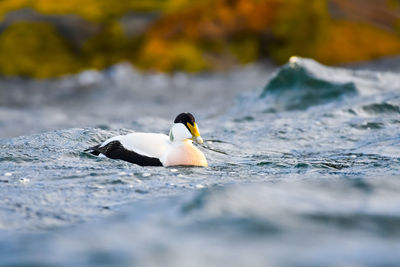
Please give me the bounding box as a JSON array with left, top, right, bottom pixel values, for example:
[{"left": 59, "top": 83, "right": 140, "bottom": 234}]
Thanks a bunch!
[{"left": 85, "top": 113, "right": 208, "bottom": 167}]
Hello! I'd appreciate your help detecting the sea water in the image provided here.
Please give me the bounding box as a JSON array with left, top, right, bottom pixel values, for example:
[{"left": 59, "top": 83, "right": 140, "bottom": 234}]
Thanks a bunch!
[{"left": 0, "top": 57, "right": 400, "bottom": 266}]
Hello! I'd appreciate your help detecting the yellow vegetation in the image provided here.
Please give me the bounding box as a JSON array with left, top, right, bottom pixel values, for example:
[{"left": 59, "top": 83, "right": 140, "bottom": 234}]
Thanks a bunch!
[
  {"left": 0, "top": 22, "right": 81, "bottom": 78},
  {"left": 82, "top": 22, "right": 133, "bottom": 70},
  {"left": 0, "top": 0, "right": 166, "bottom": 21}
]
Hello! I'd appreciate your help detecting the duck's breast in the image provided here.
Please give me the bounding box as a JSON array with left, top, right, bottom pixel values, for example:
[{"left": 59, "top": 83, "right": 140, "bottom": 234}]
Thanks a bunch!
[{"left": 162, "top": 141, "right": 207, "bottom": 167}]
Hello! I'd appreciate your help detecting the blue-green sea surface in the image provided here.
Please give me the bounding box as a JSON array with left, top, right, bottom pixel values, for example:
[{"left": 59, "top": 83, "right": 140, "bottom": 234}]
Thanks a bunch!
[{"left": 1, "top": 57, "right": 400, "bottom": 266}]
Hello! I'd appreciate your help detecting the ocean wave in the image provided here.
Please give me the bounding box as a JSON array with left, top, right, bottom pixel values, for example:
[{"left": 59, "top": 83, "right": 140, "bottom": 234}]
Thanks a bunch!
[
  {"left": 261, "top": 57, "right": 357, "bottom": 110},
  {"left": 238, "top": 57, "right": 400, "bottom": 113}
]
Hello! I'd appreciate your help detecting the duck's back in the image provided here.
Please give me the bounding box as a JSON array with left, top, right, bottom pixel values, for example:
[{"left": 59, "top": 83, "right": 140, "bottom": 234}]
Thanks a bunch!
[{"left": 101, "top": 132, "right": 169, "bottom": 158}]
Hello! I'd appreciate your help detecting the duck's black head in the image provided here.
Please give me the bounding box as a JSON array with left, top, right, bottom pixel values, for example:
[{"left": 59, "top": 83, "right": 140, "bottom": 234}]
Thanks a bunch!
[{"left": 174, "top": 112, "right": 195, "bottom": 127}]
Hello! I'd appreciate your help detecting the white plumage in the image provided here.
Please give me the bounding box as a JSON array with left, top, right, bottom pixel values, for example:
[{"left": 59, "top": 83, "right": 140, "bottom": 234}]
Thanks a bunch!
[
  {"left": 87, "top": 113, "right": 208, "bottom": 167},
  {"left": 101, "top": 133, "right": 169, "bottom": 159}
]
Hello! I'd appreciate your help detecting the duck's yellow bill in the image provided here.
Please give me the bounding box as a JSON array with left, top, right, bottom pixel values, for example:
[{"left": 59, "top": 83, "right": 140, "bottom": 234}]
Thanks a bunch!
[{"left": 187, "top": 122, "right": 203, "bottom": 144}]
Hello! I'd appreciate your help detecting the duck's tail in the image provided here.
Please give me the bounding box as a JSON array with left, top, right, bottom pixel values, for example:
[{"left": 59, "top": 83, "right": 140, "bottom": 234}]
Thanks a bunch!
[{"left": 84, "top": 144, "right": 101, "bottom": 156}]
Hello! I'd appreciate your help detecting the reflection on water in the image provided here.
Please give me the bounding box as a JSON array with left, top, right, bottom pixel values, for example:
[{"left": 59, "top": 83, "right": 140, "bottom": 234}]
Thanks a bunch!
[{"left": 1, "top": 58, "right": 400, "bottom": 266}]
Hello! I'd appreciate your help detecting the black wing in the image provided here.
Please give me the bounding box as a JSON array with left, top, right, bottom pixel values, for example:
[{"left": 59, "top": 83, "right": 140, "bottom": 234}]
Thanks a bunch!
[{"left": 85, "top": 141, "right": 163, "bottom": 166}]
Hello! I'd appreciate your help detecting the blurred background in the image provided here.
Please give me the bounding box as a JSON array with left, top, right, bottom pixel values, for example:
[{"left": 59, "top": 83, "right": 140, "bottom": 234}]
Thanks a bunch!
[{"left": 0, "top": 0, "right": 399, "bottom": 78}]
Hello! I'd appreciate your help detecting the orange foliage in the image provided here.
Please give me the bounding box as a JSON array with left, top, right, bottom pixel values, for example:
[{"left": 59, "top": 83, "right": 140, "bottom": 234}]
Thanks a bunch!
[
  {"left": 315, "top": 20, "right": 400, "bottom": 64},
  {"left": 147, "top": 0, "right": 279, "bottom": 40},
  {"left": 140, "top": 0, "right": 280, "bottom": 71}
]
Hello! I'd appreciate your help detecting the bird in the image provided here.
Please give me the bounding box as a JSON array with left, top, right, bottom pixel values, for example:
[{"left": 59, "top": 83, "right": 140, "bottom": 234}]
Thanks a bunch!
[{"left": 85, "top": 112, "right": 208, "bottom": 167}]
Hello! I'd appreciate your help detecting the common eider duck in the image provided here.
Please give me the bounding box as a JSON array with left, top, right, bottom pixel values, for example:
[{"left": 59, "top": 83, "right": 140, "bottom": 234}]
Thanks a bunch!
[{"left": 85, "top": 113, "right": 208, "bottom": 167}]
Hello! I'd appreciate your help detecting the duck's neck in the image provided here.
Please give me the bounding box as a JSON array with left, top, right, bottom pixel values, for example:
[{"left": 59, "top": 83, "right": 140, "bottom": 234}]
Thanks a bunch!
[{"left": 169, "top": 123, "right": 192, "bottom": 143}]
